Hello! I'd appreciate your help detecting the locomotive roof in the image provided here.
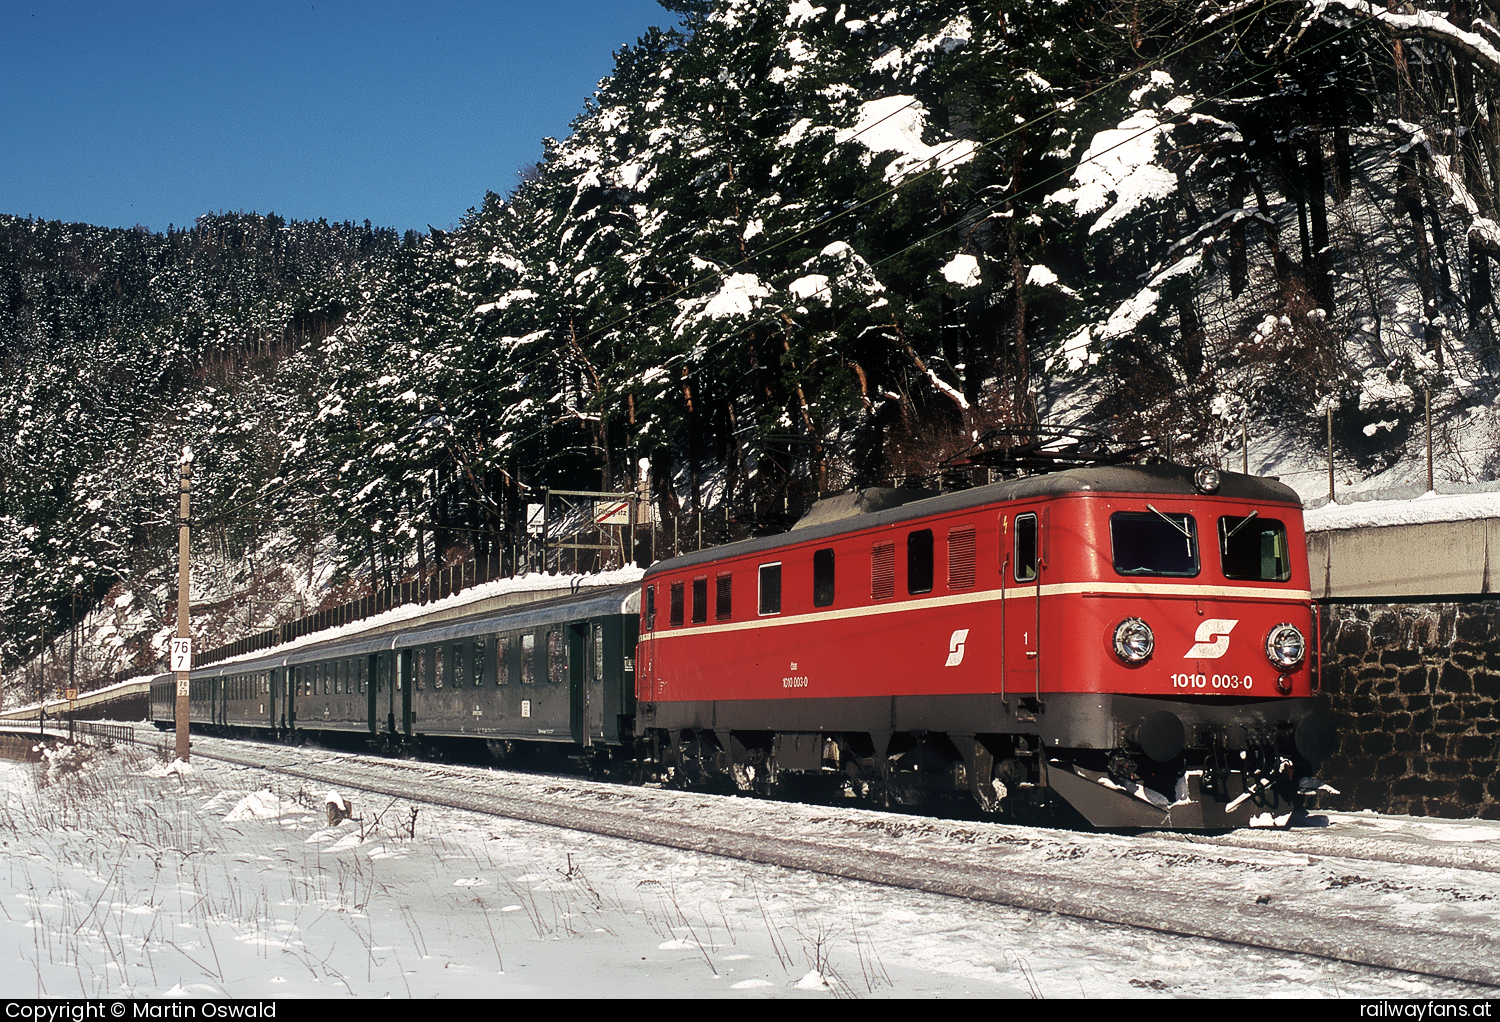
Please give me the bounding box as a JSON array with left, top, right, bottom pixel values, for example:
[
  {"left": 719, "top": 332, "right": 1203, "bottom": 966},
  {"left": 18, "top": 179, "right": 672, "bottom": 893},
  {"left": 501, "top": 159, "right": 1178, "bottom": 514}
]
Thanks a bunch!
[{"left": 644, "top": 464, "right": 1301, "bottom": 578}]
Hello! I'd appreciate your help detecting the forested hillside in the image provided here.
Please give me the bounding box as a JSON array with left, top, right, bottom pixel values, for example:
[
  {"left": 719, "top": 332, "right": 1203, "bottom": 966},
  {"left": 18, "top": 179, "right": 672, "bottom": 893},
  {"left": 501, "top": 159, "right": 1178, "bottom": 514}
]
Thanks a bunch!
[
  {"left": 0, "top": 213, "right": 401, "bottom": 680},
  {"left": 8, "top": 0, "right": 1500, "bottom": 689}
]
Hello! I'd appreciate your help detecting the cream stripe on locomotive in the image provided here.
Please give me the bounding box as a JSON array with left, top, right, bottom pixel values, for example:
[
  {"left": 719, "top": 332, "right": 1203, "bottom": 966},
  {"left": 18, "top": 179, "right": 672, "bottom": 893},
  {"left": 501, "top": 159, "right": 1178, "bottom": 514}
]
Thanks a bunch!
[{"left": 646, "top": 580, "right": 1314, "bottom": 641}]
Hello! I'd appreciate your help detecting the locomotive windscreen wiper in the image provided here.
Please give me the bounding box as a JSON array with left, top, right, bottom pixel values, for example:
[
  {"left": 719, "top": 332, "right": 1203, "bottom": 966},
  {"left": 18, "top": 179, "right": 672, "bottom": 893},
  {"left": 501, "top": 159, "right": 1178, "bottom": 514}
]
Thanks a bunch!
[
  {"left": 1146, "top": 503, "right": 1193, "bottom": 559},
  {"left": 1222, "top": 509, "right": 1259, "bottom": 554}
]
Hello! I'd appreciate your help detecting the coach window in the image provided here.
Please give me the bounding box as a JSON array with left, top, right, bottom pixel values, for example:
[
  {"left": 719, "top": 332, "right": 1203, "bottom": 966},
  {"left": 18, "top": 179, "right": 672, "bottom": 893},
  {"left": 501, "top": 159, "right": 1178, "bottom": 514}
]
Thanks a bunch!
[
  {"left": 548, "top": 630, "right": 567, "bottom": 684},
  {"left": 813, "top": 548, "right": 835, "bottom": 607},
  {"left": 908, "top": 529, "right": 934, "bottom": 595},
  {"left": 691, "top": 577, "right": 709, "bottom": 623},
  {"left": 1219, "top": 515, "right": 1292, "bottom": 582},
  {"left": 1014, "top": 513, "right": 1038, "bottom": 583},
  {"left": 593, "top": 623, "right": 605, "bottom": 680},
  {"left": 669, "top": 582, "right": 685, "bottom": 627},
  {"left": 497, "top": 635, "right": 512, "bottom": 684},
  {"left": 948, "top": 526, "right": 976, "bottom": 590},
  {"left": 521, "top": 633, "right": 536, "bottom": 685},
  {"left": 474, "top": 638, "right": 488, "bottom": 687},
  {"left": 452, "top": 643, "right": 466, "bottom": 687},
  {"left": 434, "top": 645, "right": 446, "bottom": 689},
  {"left": 716, "top": 573, "right": 733, "bottom": 621},
  {"left": 759, "top": 562, "right": 782, "bottom": 615},
  {"left": 1111, "top": 510, "right": 1200, "bottom": 577}
]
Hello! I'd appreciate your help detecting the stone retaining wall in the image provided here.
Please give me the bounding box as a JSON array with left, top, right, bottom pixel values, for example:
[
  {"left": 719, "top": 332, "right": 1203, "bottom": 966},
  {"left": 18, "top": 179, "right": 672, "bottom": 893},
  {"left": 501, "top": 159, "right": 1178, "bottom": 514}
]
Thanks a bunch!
[{"left": 1319, "top": 601, "right": 1500, "bottom": 820}]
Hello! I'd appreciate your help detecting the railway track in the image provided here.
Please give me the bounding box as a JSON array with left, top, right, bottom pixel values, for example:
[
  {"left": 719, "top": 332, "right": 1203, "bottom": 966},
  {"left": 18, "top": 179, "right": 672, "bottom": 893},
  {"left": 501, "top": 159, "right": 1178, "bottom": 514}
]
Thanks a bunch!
[{"left": 168, "top": 731, "right": 1500, "bottom": 990}]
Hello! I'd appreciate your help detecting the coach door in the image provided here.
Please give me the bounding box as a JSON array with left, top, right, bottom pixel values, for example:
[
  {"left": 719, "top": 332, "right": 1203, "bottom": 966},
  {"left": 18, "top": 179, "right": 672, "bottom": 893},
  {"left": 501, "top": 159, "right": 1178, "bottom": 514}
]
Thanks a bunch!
[
  {"left": 366, "top": 653, "right": 380, "bottom": 734},
  {"left": 1003, "top": 510, "right": 1041, "bottom": 702}
]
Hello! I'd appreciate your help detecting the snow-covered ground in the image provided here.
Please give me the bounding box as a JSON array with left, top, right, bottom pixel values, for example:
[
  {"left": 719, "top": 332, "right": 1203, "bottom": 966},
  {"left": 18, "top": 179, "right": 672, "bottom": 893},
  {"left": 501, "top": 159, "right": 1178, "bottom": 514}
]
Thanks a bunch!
[{"left": 0, "top": 737, "right": 1492, "bottom": 999}]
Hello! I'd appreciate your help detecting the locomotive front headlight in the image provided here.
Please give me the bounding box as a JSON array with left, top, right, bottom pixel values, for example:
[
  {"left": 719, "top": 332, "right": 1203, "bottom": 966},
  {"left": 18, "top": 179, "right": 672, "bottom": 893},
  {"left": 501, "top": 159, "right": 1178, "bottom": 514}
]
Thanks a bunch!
[
  {"left": 1265, "top": 623, "right": 1306, "bottom": 669},
  {"left": 1194, "top": 466, "right": 1221, "bottom": 493},
  {"left": 1113, "top": 617, "right": 1155, "bottom": 663}
]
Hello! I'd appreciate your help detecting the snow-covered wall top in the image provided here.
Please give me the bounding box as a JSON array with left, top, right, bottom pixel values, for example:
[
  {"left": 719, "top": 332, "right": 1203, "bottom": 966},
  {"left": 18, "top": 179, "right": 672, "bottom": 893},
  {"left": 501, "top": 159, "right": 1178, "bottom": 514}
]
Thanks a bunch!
[{"left": 1304, "top": 489, "right": 1500, "bottom": 533}]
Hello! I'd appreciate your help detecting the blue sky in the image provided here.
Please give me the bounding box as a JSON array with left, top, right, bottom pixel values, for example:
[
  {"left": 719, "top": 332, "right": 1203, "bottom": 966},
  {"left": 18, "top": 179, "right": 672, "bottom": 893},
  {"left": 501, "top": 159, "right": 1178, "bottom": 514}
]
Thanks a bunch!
[{"left": 1, "top": 0, "right": 677, "bottom": 235}]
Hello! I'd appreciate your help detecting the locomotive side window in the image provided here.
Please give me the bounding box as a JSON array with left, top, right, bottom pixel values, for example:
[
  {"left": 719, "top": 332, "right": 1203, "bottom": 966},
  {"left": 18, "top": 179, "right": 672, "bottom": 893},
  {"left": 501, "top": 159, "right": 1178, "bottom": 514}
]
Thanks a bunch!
[
  {"left": 645, "top": 585, "right": 656, "bottom": 630},
  {"left": 872, "top": 542, "right": 895, "bottom": 600},
  {"left": 1013, "top": 513, "right": 1038, "bottom": 582},
  {"left": 691, "top": 577, "right": 709, "bottom": 623},
  {"left": 908, "top": 529, "right": 934, "bottom": 595},
  {"left": 716, "top": 573, "right": 733, "bottom": 620},
  {"left": 1219, "top": 515, "right": 1292, "bottom": 581},
  {"left": 948, "top": 526, "right": 976, "bottom": 589},
  {"left": 1111, "top": 510, "right": 1200, "bottom": 577},
  {"left": 759, "top": 563, "right": 782, "bottom": 615},
  {"left": 813, "top": 548, "right": 835, "bottom": 607},
  {"left": 669, "top": 582, "right": 685, "bottom": 627}
]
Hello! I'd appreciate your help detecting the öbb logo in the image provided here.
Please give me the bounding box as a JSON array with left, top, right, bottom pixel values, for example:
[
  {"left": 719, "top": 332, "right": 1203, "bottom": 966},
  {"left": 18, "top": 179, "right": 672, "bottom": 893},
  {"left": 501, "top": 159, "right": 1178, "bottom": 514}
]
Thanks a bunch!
[
  {"left": 1184, "top": 619, "right": 1238, "bottom": 659},
  {"left": 945, "top": 629, "right": 970, "bottom": 667}
]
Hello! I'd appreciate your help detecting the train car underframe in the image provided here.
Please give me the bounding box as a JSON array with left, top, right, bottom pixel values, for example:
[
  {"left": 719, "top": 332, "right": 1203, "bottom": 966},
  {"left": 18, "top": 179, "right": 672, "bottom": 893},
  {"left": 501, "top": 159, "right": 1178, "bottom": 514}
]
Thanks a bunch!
[{"left": 636, "top": 694, "right": 1339, "bottom": 829}]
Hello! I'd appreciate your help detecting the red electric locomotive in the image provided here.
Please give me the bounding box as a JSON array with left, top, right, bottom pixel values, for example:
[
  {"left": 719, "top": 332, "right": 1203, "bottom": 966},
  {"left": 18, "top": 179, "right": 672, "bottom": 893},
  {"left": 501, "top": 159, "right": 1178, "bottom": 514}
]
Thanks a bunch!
[{"left": 635, "top": 464, "right": 1337, "bottom": 828}]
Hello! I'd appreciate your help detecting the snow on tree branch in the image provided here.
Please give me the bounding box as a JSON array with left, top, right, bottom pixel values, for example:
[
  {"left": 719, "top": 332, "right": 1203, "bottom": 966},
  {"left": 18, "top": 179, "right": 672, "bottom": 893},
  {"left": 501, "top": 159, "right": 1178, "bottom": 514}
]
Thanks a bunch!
[
  {"left": 1320, "top": 0, "right": 1500, "bottom": 76},
  {"left": 1390, "top": 119, "right": 1500, "bottom": 257}
]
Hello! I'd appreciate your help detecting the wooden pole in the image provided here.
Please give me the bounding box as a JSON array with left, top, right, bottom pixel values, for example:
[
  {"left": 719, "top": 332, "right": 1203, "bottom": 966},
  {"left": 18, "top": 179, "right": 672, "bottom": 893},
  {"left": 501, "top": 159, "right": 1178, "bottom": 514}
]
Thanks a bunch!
[
  {"left": 1427, "top": 387, "right": 1434, "bottom": 492},
  {"left": 1326, "top": 406, "right": 1335, "bottom": 503}
]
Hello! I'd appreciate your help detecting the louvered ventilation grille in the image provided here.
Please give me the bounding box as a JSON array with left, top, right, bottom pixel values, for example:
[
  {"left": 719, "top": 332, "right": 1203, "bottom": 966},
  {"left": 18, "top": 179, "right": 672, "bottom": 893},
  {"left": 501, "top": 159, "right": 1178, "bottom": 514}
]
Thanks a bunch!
[{"left": 871, "top": 542, "right": 895, "bottom": 600}]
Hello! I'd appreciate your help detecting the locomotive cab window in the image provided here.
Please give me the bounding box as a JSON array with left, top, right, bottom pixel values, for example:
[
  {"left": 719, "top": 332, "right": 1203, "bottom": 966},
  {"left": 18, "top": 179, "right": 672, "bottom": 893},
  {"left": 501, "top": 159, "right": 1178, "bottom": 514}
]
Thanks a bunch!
[
  {"left": 812, "top": 548, "right": 834, "bottom": 607},
  {"left": 1013, "top": 513, "right": 1038, "bottom": 583},
  {"left": 1111, "top": 510, "right": 1200, "bottom": 577},
  {"left": 759, "top": 562, "right": 782, "bottom": 615},
  {"left": 1219, "top": 515, "right": 1292, "bottom": 582}
]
